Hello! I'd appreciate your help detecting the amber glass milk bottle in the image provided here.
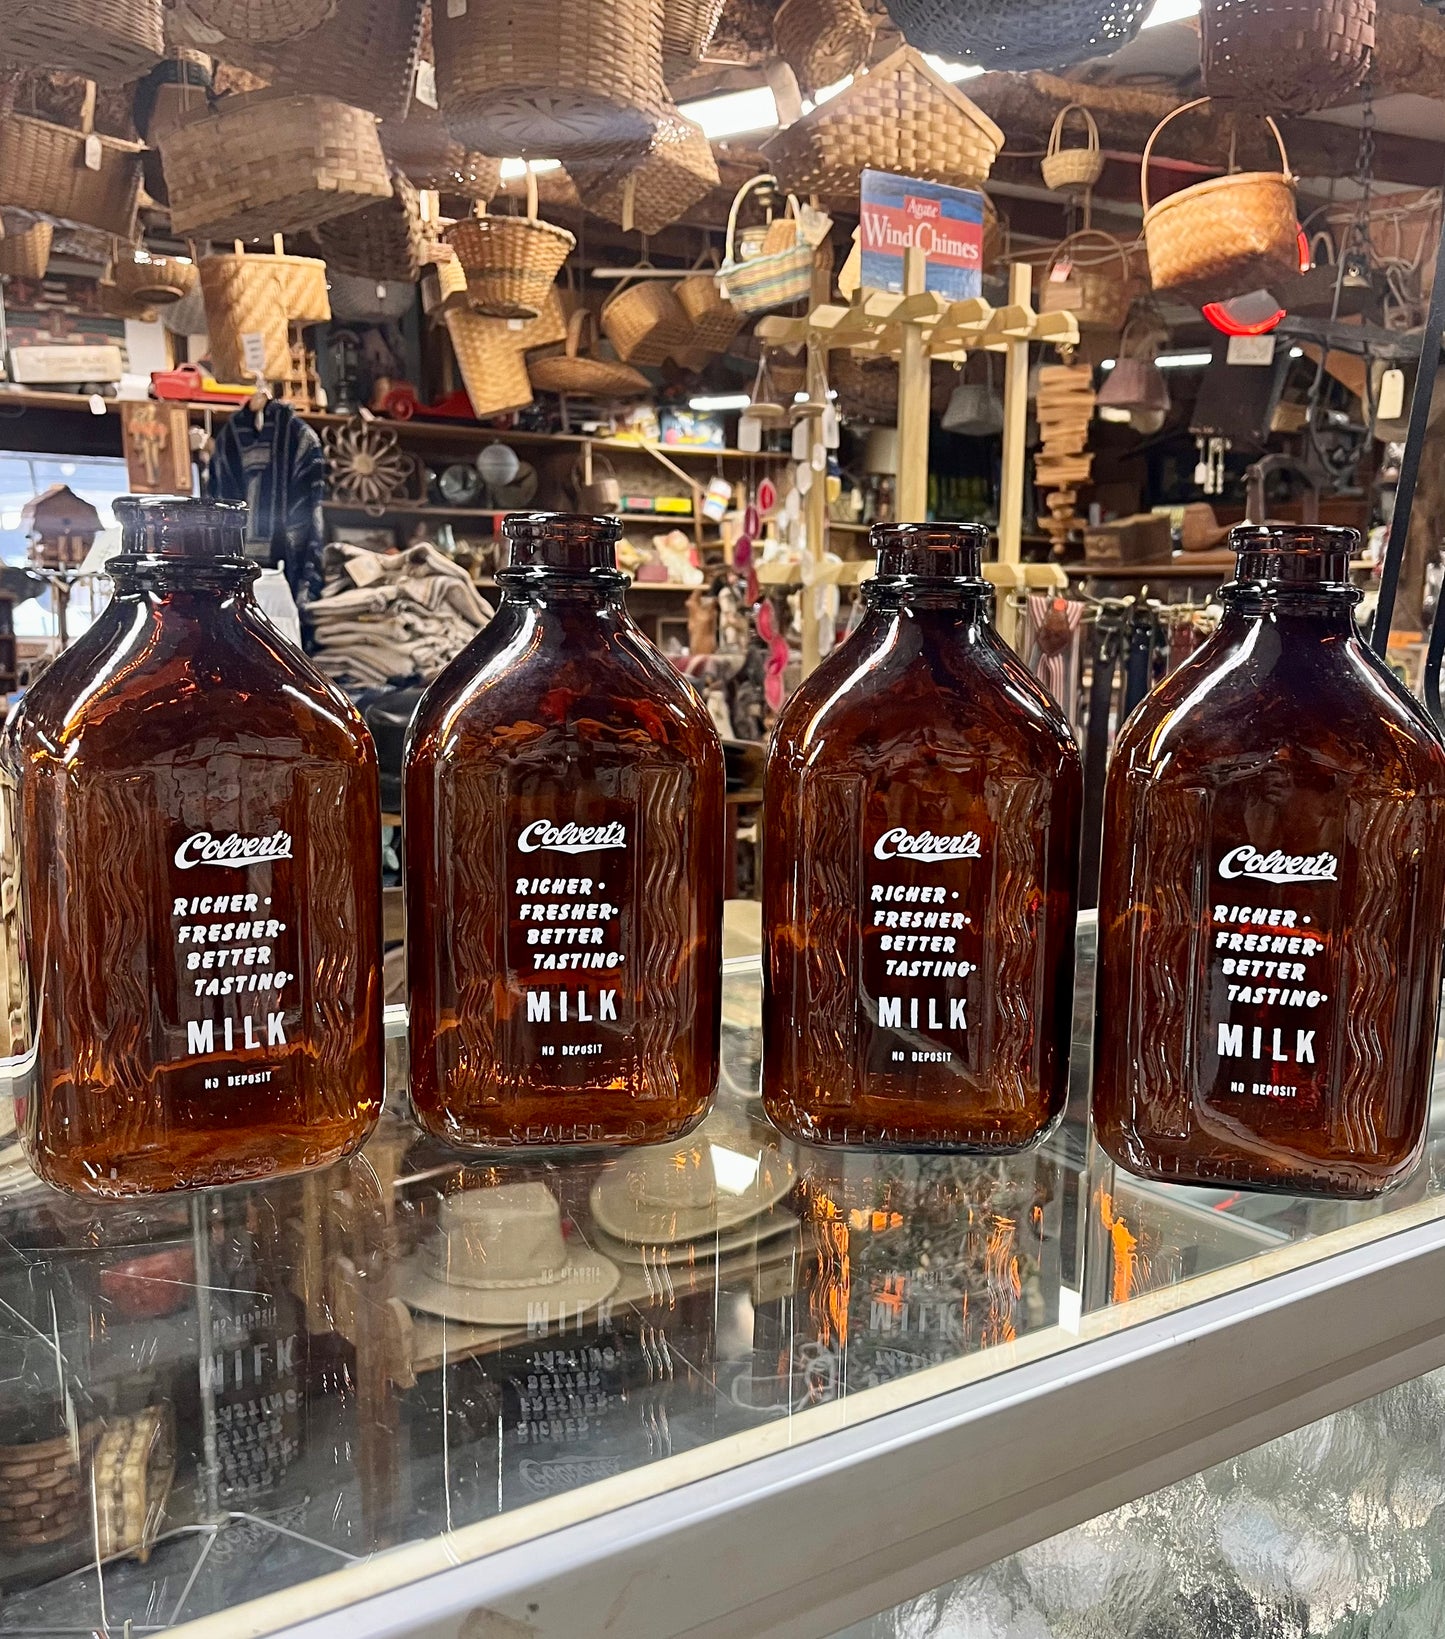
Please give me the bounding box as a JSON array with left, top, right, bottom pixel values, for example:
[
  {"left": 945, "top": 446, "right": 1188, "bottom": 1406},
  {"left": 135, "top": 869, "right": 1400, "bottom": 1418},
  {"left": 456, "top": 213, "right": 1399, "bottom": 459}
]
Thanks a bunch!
[
  {"left": 1094, "top": 524, "right": 1445, "bottom": 1198},
  {"left": 763, "top": 523, "right": 1082, "bottom": 1149},
  {"left": 405, "top": 511, "right": 724, "bottom": 1148},
  {"left": 13, "top": 497, "right": 383, "bottom": 1196}
]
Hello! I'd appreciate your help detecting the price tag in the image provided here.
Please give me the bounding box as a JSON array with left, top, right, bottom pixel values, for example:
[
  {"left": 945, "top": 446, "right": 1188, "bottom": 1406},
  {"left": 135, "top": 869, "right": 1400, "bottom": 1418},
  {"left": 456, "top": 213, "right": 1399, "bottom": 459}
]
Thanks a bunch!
[
  {"left": 87, "top": 393, "right": 107, "bottom": 416},
  {"left": 1226, "top": 333, "right": 1276, "bottom": 366},
  {"left": 83, "top": 134, "right": 102, "bottom": 172},
  {"left": 240, "top": 332, "right": 268, "bottom": 375},
  {"left": 415, "top": 60, "right": 439, "bottom": 108},
  {"left": 446, "top": 0, "right": 466, "bottom": 15},
  {"left": 791, "top": 418, "right": 810, "bottom": 461},
  {"left": 1378, "top": 367, "right": 1406, "bottom": 422}
]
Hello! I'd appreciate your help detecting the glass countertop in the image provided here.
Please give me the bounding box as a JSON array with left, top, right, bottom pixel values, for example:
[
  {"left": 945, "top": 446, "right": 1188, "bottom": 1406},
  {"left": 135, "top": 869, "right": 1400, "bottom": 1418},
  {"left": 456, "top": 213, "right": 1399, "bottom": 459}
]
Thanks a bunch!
[{"left": 1, "top": 919, "right": 1443, "bottom": 1635}]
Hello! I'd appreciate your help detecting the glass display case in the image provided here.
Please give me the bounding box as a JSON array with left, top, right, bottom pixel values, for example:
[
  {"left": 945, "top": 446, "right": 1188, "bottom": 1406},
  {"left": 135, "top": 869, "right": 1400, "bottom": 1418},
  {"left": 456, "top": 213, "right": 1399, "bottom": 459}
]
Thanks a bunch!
[{"left": 1, "top": 919, "right": 1444, "bottom": 1638}]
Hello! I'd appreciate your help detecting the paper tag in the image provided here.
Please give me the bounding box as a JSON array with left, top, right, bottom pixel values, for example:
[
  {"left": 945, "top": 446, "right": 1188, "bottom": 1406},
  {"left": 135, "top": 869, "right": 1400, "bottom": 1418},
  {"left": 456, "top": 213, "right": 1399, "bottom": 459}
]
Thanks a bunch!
[
  {"left": 737, "top": 414, "right": 762, "bottom": 453},
  {"left": 507, "top": 318, "right": 525, "bottom": 331},
  {"left": 88, "top": 393, "right": 107, "bottom": 416},
  {"left": 1049, "top": 257, "right": 1074, "bottom": 283},
  {"left": 345, "top": 551, "right": 385, "bottom": 587},
  {"left": 240, "top": 332, "right": 268, "bottom": 374},
  {"left": 791, "top": 418, "right": 810, "bottom": 461},
  {"left": 1226, "top": 333, "right": 1276, "bottom": 366},
  {"left": 83, "top": 133, "right": 103, "bottom": 172},
  {"left": 821, "top": 404, "right": 839, "bottom": 449},
  {"left": 1378, "top": 367, "right": 1406, "bottom": 422},
  {"left": 415, "top": 60, "right": 439, "bottom": 108},
  {"left": 446, "top": 0, "right": 466, "bottom": 14}
]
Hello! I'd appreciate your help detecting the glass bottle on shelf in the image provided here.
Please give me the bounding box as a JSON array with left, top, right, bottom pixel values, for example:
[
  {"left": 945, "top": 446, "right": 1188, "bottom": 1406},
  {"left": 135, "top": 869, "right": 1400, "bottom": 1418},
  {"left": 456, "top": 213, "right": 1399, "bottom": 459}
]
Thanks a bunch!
[
  {"left": 1093, "top": 524, "right": 1445, "bottom": 1198},
  {"left": 762, "top": 522, "right": 1083, "bottom": 1149},
  {"left": 404, "top": 511, "right": 725, "bottom": 1148},
  {"left": 11, "top": 497, "right": 383, "bottom": 1196}
]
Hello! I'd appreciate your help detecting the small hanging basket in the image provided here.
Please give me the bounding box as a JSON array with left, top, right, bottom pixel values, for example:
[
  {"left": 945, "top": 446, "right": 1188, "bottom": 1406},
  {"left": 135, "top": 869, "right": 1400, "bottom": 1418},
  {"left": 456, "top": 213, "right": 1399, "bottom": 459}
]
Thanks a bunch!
[
  {"left": 442, "top": 171, "right": 576, "bottom": 321},
  {"left": 1097, "top": 355, "right": 1170, "bottom": 416},
  {"left": 159, "top": 91, "right": 391, "bottom": 239},
  {"left": 529, "top": 310, "right": 652, "bottom": 399},
  {"left": 431, "top": 0, "right": 667, "bottom": 160},
  {"left": 0, "top": 219, "right": 52, "bottom": 280},
  {"left": 0, "top": 88, "right": 143, "bottom": 240},
  {"left": 108, "top": 249, "right": 197, "bottom": 306},
  {"left": 762, "top": 47, "right": 1003, "bottom": 204},
  {"left": 1141, "top": 99, "right": 1299, "bottom": 303},
  {"left": 1036, "top": 230, "right": 1136, "bottom": 332},
  {"left": 1, "top": 0, "right": 163, "bottom": 86},
  {"left": 182, "top": 0, "right": 336, "bottom": 46},
  {"left": 675, "top": 260, "right": 744, "bottom": 354},
  {"left": 772, "top": 0, "right": 876, "bottom": 96},
  {"left": 716, "top": 176, "right": 817, "bottom": 314},
  {"left": 1042, "top": 105, "right": 1104, "bottom": 194},
  {"left": 661, "top": 0, "right": 728, "bottom": 59},
  {"left": 601, "top": 274, "right": 692, "bottom": 366},
  {"left": 584, "top": 110, "right": 720, "bottom": 237},
  {"left": 1201, "top": 0, "right": 1374, "bottom": 115}
]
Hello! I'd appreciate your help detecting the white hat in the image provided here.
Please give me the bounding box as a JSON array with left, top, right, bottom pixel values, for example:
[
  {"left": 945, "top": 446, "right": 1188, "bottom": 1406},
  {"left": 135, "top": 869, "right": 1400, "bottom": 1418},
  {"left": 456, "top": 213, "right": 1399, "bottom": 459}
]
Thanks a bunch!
[
  {"left": 590, "top": 1205, "right": 799, "bottom": 1269},
  {"left": 398, "top": 1182, "right": 620, "bottom": 1327},
  {"left": 590, "top": 1128, "right": 796, "bottom": 1247}
]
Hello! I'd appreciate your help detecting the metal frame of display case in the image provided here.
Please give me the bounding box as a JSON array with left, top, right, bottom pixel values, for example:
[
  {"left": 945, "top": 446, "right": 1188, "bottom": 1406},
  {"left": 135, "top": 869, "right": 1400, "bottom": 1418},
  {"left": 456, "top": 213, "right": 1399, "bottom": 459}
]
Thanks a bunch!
[{"left": 172, "top": 1178, "right": 1445, "bottom": 1639}]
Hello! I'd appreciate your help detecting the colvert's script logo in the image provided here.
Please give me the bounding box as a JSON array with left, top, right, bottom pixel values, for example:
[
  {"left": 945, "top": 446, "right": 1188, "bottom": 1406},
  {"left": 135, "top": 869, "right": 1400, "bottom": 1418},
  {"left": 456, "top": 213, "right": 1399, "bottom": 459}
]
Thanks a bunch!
[
  {"left": 1218, "top": 845, "right": 1338, "bottom": 885},
  {"left": 518, "top": 820, "right": 627, "bottom": 856},
  {"left": 874, "top": 827, "right": 983, "bottom": 864},
  {"left": 175, "top": 830, "right": 293, "bottom": 871}
]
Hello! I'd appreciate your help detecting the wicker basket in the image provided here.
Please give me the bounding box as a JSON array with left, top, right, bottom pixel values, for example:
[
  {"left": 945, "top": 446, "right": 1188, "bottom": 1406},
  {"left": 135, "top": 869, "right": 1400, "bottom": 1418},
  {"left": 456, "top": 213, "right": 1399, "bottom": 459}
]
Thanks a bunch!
[
  {"left": 0, "top": 102, "right": 143, "bottom": 239},
  {"left": 529, "top": 310, "right": 652, "bottom": 398},
  {"left": 1201, "top": 0, "right": 1374, "bottom": 115},
  {"left": 107, "top": 250, "right": 197, "bottom": 308},
  {"left": 585, "top": 110, "right": 720, "bottom": 236},
  {"left": 443, "top": 171, "right": 575, "bottom": 321},
  {"left": 381, "top": 105, "right": 500, "bottom": 202},
  {"left": 675, "top": 266, "right": 744, "bottom": 353},
  {"left": 0, "top": 1428, "right": 92, "bottom": 1549},
  {"left": 716, "top": 176, "right": 816, "bottom": 314},
  {"left": 762, "top": 47, "right": 1004, "bottom": 203},
  {"left": 315, "top": 170, "right": 425, "bottom": 283},
  {"left": 1042, "top": 104, "right": 1104, "bottom": 193},
  {"left": 160, "top": 92, "right": 390, "bottom": 240},
  {"left": 661, "top": 0, "right": 727, "bottom": 58},
  {"left": 328, "top": 273, "right": 415, "bottom": 323},
  {"left": 199, "top": 247, "right": 328, "bottom": 381},
  {"left": 2, "top": 0, "right": 163, "bottom": 85},
  {"left": 1036, "top": 230, "right": 1135, "bottom": 331},
  {"left": 197, "top": 0, "right": 425, "bottom": 121},
  {"left": 773, "top": 0, "right": 875, "bottom": 96},
  {"left": 1142, "top": 99, "right": 1299, "bottom": 303},
  {"left": 881, "top": 0, "right": 1150, "bottom": 70},
  {"left": 431, "top": 0, "right": 667, "bottom": 161},
  {"left": 183, "top": 0, "right": 335, "bottom": 45},
  {"left": 602, "top": 274, "right": 692, "bottom": 366},
  {"left": 444, "top": 309, "right": 536, "bottom": 418},
  {"left": 833, "top": 352, "right": 899, "bottom": 424},
  {"left": 0, "top": 219, "right": 53, "bottom": 279},
  {"left": 274, "top": 252, "right": 330, "bottom": 324}
]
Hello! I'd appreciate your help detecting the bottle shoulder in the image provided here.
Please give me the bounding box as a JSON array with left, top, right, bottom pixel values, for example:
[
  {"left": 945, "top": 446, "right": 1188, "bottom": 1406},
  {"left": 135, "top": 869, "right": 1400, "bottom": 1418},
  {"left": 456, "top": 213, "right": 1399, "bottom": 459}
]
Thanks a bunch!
[{"left": 1114, "top": 627, "right": 1445, "bottom": 790}]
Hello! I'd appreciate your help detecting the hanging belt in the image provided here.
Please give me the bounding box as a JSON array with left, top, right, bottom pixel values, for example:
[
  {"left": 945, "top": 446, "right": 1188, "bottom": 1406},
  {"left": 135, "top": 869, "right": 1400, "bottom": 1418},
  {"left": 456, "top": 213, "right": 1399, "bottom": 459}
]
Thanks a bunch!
[{"left": 1079, "top": 601, "right": 1127, "bottom": 909}]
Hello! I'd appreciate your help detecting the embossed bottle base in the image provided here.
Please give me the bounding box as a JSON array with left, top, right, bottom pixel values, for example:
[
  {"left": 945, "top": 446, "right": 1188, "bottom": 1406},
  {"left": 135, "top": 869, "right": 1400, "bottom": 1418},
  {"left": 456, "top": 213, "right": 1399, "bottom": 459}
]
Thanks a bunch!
[
  {"left": 764, "top": 1089, "right": 1065, "bottom": 1154},
  {"left": 411, "top": 1090, "right": 711, "bottom": 1152},
  {"left": 25, "top": 1113, "right": 373, "bottom": 1197}
]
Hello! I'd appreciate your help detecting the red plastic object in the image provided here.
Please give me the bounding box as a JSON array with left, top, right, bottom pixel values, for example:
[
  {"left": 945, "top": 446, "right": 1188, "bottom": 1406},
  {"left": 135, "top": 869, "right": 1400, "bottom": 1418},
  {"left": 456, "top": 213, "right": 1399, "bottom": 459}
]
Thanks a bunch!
[
  {"left": 150, "top": 364, "right": 252, "bottom": 404},
  {"left": 379, "top": 386, "right": 479, "bottom": 422}
]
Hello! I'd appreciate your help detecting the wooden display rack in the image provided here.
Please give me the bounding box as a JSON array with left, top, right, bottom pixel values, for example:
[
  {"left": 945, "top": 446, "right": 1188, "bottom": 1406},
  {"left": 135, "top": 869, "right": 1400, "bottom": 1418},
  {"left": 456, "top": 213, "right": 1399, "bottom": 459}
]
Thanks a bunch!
[{"left": 757, "top": 254, "right": 1082, "bottom": 659}]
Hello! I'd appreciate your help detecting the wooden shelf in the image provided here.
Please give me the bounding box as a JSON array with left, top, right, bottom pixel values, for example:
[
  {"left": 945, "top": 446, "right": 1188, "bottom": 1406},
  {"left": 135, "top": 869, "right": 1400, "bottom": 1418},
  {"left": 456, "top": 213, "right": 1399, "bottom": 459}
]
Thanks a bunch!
[
  {"left": 322, "top": 501, "right": 718, "bottom": 527},
  {"left": 0, "top": 389, "right": 787, "bottom": 464},
  {"left": 1065, "top": 558, "right": 1373, "bottom": 581}
]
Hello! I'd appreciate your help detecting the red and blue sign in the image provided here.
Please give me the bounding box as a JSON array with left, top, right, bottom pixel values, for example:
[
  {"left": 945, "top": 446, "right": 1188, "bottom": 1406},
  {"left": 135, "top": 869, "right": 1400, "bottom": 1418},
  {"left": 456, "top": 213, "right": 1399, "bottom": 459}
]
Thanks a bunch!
[{"left": 858, "top": 169, "right": 985, "bottom": 302}]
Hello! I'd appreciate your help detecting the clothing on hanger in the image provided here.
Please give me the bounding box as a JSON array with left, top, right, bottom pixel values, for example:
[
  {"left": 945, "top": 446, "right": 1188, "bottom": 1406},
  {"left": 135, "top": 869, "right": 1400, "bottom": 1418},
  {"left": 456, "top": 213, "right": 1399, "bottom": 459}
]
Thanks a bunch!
[
  {"left": 206, "top": 399, "right": 326, "bottom": 606},
  {"left": 1025, "top": 592, "right": 1085, "bottom": 726}
]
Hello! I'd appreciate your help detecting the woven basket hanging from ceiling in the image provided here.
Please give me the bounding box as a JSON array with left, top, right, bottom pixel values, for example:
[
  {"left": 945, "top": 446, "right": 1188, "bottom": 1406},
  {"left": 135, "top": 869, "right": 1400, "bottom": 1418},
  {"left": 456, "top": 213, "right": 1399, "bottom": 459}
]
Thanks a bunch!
[
  {"left": 882, "top": 0, "right": 1150, "bottom": 70},
  {"left": 772, "top": 0, "right": 876, "bottom": 96},
  {"left": 1, "top": 0, "right": 163, "bottom": 86},
  {"left": 583, "top": 109, "right": 720, "bottom": 237},
  {"left": 1141, "top": 98, "right": 1300, "bottom": 303},
  {"left": 0, "top": 218, "right": 53, "bottom": 279},
  {"left": 0, "top": 85, "right": 143, "bottom": 239},
  {"left": 675, "top": 260, "right": 744, "bottom": 354},
  {"left": 1200, "top": 0, "right": 1375, "bottom": 115},
  {"left": 661, "top": 0, "right": 728, "bottom": 59},
  {"left": 182, "top": 0, "right": 336, "bottom": 46},
  {"left": 199, "top": 245, "right": 329, "bottom": 381},
  {"left": 442, "top": 171, "right": 576, "bottom": 321},
  {"left": 381, "top": 105, "right": 501, "bottom": 202},
  {"left": 1036, "top": 230, "right": 1135, "bottom": 331},
  {"left": 159, "top": 91, "right": 391, "bottom": 239},
  {"left": 444, "top": 309, "right": 536, "bottom": 419},
  {"left": 314, "top": 169, "right": 426, "bottom": 283},
  {"left": 187, "top": 0, "right": 426, "bottom": 121},
  {"left": 432, "top": 0, "right": 667, "bottom": 162},
  {"left": 762, "top": 47, "right": 1004, "bottom": 205},
  {"left": 1042, "top": 104, "right": 1104, "bottom": 193},
  {"left": 528, "top": 310, "right": 652, "bottom": 398},
  {"left": 602, "top": 275, "right": 693, "bottom": 367}
]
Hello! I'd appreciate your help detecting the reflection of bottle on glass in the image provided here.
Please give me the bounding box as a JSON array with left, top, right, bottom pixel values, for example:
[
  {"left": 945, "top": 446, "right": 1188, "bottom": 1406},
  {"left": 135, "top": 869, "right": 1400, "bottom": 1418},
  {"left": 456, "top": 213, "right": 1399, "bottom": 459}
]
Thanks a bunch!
[
  {"left": 763, "top": 523, "right": 1082, "bottom": 1150},
  {"left": 1094, "top": 525, "right": 1445, "bottom": 1198},
  {"left": 405, "top": 512, "right": 725, "bottom": 1148},
  {"left": 12, "top": 497, "right": 383, "bottom": 1196}
]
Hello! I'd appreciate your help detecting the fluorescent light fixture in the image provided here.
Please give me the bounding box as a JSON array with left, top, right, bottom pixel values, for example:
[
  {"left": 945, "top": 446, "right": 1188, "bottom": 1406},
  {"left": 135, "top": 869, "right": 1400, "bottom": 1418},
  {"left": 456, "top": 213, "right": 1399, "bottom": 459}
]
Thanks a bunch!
[
  {"left": 681, "top": 84, "right": 780, "bottom": 140},
  {"left": 1142, "top": 0, "right": 1201, "bottom": 25},
  {"left": 498, "top": 157, "right": 562, "bottom": 179},
  {"left": 924, "top": 54, "right": 984, "bottom": 82},
  {"left": 1156, "top": 351, "right": 1214, "bottom": 369},
  {"left": 689, "top": 393, "right": 752, "bottom": 411}
]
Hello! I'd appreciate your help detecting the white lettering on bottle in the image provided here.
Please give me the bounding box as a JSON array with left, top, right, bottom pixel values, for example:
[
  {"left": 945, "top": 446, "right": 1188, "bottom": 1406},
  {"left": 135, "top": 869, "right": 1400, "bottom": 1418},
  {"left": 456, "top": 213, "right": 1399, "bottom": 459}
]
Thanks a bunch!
[
  {"left": 1217, "top": 1020, "right": 1317, "bottom": 1067},
  {"left": 517, "top": 820, "right": 627, "bottom": 856},
  {"left": 175, "top": 830, "right": 294, "bottom": 871},
  {"left": 879, "top": 997, "right": 902, "bottom": 1028},
  {"left": 1218, "top": 845, "right": 1338, "bottom": 885},
  {"left": 873, "top": 827, "right": 983, "bottom": 864}
]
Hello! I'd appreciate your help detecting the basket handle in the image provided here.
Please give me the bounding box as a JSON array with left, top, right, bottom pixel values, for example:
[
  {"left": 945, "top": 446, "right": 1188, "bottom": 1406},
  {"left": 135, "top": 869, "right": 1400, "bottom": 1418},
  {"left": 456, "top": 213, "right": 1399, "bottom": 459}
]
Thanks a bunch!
[
  {"left": 1047, "top": 104, "right": 1099, "bottom": 160},
  {"left": 726, "top": 173, "right": 780, "bottom": 265},
  {"left": 1046, "top": 228, "right": 1129, "bottom": 275},
  {"left": 564, "top": 307, "right": 593, "bottom": 360},
  {"left": 1141, "top": 98, "right": 1291, "bottom": 214}
]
